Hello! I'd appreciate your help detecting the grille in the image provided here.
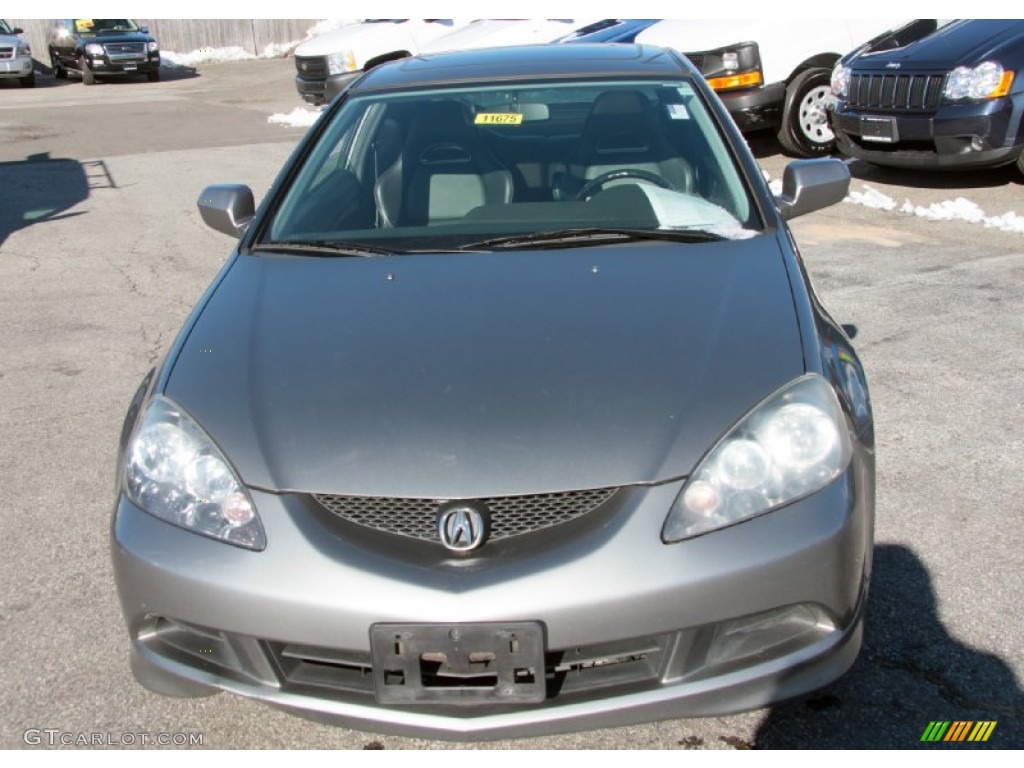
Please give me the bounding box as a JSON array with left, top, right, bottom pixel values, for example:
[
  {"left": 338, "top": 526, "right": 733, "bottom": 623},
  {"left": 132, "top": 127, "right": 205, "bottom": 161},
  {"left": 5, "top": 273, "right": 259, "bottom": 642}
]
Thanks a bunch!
[
  {"left": 684, "top": 53, "right": 705, "bottom": 72},
  {"left": 0, "top": 46, "right": 14, "bottom": 60},
  {"left": 104, "top": 42, "right": 145, "bottom": 55},
  {"left": 313, "top": 487, "right": 619, "bottom": 542},
  {"left": 295, "top": 55, "right": 328, "bottom": 79},
  {"left": 848, "top": 72, "right": 945, "bottom": 111}
]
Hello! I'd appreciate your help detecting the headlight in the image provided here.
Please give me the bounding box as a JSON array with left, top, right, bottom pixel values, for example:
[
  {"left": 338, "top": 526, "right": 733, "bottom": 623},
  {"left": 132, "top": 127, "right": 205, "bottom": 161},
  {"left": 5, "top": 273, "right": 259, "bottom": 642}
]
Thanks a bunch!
[
  {"left": 124, "top": 396, "right": 265, "bottom": 550},
  {"left": 663, "top": 375, "right": 852, "bottom": 542},
  {"left": 944, "top": 61, "right": 1014, "bottom": 100},
  {"left": 327, "top": 49, "right": 357, "bottom": 75},
  {"left": 147, "top": 41, "right": 159, "bottom": 53},
  {"left": 704, "top": 42, "right": 762, "bottom": 91},
  {"left": 831, "top": 63, "right": 851, "bottom": 98},
  {"left": 84, "top": 43, "right": 104, "bottom": 56},
  {"left": 17, "top": 42, "right": 31, "bottom": 56}
]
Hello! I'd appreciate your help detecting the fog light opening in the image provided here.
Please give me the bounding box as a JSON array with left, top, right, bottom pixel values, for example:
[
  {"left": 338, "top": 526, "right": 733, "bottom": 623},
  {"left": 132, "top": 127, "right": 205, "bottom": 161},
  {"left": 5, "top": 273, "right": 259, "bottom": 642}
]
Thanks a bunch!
[{"left": 705, "top": 603, "right": 836, "bottom": 670}]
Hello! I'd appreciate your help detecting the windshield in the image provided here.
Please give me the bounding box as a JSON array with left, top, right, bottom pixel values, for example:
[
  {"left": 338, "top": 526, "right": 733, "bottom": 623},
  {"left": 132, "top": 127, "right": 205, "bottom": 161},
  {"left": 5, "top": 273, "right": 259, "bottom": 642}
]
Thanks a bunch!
[
  {"left": 263, "top": 79, "right": 759, "bottom": 252},
  {"left": 0, "top": 20, "right": 13, "bottom": 35},
  {"left": 75, "top": 19, "right": 139, "bottom": 34}
]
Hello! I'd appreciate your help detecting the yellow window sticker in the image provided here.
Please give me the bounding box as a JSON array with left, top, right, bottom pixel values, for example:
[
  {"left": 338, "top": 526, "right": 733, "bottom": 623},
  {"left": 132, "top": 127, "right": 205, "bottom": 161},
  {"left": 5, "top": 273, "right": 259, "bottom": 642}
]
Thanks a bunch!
[
  {"left": 75, "top": 19, "right": 95, "bottom": 32},
  {"left": 474, "top": 113, "right": 524, "bottom": 126}
]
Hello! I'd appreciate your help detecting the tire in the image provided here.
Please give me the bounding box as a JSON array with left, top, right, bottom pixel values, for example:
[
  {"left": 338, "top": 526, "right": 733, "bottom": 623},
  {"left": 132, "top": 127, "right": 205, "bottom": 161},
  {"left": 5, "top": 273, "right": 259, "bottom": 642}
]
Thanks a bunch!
[
  {"left": 147, "top": 68, "right": 160, "bottom": 82},
  {"left": 51, "top": 50, "right": 67, "bottom": 79},
  {"left": 777, "top": 67, "right": 835, "bottom": 158},
  {"left": 80, "top": 55, "right": 95, "bottom": 86},
  {"left": 1016, "top": 148, "right": 1024, "bottom": 179},
  {"left": 20, "top": 71, "right": 35, "bottom": 88}
]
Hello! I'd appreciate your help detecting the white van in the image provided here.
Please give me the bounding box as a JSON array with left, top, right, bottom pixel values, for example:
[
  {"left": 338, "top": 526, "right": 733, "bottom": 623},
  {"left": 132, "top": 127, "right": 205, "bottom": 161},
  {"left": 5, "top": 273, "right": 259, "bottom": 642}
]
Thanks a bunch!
[
  {"left": 637, "top": 19, "right": 909, "bottom": 156},
  {"left": 293, "top": 20, "right": 464, "bottom": 106}
]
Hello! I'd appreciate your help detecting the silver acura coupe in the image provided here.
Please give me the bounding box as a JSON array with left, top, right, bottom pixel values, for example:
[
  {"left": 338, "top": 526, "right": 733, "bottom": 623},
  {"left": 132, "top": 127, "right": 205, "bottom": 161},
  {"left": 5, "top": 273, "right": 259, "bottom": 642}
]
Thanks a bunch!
[{"left": 112, "top": 43, "right": 874, "bottom": 740}]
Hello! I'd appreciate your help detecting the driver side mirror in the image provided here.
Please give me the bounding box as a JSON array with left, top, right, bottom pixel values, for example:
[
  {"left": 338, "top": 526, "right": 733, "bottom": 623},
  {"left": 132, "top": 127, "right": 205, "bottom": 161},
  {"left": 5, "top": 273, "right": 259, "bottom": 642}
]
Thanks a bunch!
[{"left": 197, "top": 184, "right": 255, "bottom": 238}]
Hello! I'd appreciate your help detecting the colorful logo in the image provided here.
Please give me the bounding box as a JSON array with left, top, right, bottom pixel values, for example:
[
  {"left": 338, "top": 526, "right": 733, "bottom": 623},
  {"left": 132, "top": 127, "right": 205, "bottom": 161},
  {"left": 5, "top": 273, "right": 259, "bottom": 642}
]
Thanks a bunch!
[{"left": 920, "top": 721, "right": 997, "bottom": 742}]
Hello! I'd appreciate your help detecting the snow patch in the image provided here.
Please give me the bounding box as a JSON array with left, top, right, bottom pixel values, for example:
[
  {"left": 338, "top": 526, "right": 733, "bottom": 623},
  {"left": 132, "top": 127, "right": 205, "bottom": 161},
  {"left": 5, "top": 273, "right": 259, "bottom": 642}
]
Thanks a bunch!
[
  {"left": 268, "top": 107, "right": 322, "bottom": 128},
  {"left": 768, "top": 179, "right": 782, "bottom": 196},
  {"left": 841, "top": 183, "right": 1024, "bottom": 235},
  {"left": 162, "top": 46, "right": 255, "bottom": 68},
  {"left": 843, "top": 184, "right": 896, "bottom": 211}
]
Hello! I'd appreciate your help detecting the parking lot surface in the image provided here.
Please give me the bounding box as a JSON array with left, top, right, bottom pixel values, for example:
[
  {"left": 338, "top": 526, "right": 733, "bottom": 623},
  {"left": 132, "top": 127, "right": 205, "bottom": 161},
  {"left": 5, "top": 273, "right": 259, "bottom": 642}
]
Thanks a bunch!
[{"left": 1, "top": 58, "right": 1022, "bottom": 749}]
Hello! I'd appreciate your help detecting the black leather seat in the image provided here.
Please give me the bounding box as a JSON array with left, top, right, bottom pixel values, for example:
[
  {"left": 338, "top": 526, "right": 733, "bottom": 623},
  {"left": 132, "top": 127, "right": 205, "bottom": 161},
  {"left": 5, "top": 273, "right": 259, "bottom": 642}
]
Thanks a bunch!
[
  {"left": 555, "top": 90, "right": 694, "bottom": 199},
  {"left": 374, "top": 101, "right": 515, "bottom": 227}
]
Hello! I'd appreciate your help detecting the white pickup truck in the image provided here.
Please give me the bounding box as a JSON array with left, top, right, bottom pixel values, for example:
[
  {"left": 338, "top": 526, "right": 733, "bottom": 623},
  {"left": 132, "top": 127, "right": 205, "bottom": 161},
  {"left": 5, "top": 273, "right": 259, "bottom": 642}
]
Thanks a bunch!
[
  {"left": 293, "top": 19, "right": 463, "bottom": 106},
  {"left": 637, "top": 19, "right": 908, "bottom": 157}
]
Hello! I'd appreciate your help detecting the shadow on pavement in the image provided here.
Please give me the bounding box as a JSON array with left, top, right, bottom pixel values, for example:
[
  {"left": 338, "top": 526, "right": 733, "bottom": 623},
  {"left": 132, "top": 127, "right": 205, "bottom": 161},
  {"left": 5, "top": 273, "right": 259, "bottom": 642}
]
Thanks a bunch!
[
  {"left": 0, "top": 152, "right": 114, "bottom": 248},
  {"left": 754, "top": 544, "right": 1023, "bottom": 748},
  {"left": 848, "top": 158, "right": 1021, "bottom": 190}
]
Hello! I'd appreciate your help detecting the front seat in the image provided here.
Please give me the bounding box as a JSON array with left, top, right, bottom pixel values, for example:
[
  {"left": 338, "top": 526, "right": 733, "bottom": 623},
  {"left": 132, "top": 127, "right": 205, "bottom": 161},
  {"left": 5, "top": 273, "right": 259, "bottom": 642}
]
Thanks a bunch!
[
  {"left": 555, "top": 90, "right": 694, "bottom": 199},
  {"left": 374, "top": 101, "right": 514, "bottom": 227}
]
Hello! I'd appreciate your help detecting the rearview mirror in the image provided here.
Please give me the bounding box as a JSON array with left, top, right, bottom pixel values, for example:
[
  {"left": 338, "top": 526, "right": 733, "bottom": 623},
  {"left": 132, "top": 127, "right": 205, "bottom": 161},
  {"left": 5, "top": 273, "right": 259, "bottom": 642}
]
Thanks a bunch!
[
  {"left": 775, "top": 158, "right": 850, "bottom": 220},
  {"left": 197, "top": 184, "right": 255, "bottom": 238}
]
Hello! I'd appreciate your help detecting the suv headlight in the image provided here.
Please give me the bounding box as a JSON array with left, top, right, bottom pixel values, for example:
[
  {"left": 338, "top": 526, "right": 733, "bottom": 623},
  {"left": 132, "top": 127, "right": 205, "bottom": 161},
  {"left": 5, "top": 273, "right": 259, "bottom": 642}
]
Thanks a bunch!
[
  {"left": 17, "top": 42, "right": 31, "bottom": 56},
  {"left": 147, "top": 41, "right": 159, "bottom": 53},
  {"left": 944, "top": 61, "right": 1014, "bottom": 100},
  {"left": 663, "top": 375, "right": 852, "bottom": 542},
  {"left": 124, "top": 396, "right": 266, "bottom": 550},
  {"left": 831, "top": 63, "right": 851, "bottom": 98},
  {"left": 84, "top": 43, "right": 104, "bottom": 56},
  {"left": 327, "top": 49, "right": 357, "bottom": 75}
]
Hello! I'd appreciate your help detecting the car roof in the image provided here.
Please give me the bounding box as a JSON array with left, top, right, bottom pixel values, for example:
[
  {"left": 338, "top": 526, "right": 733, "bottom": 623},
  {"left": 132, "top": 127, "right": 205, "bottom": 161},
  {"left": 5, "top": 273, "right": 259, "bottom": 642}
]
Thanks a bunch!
[{"left": 354, "top": 43, "right": 690, "bottom": 91}]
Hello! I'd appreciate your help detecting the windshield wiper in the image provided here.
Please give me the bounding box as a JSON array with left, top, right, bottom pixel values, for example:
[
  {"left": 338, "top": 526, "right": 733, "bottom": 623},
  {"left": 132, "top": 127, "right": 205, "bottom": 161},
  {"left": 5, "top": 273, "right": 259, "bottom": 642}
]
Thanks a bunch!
[
  {"left": 250, "top": 240, "right": 397, "bottom": 257},
  {"left": 462, "top": 227, "right": 725, "bottom": 250}
]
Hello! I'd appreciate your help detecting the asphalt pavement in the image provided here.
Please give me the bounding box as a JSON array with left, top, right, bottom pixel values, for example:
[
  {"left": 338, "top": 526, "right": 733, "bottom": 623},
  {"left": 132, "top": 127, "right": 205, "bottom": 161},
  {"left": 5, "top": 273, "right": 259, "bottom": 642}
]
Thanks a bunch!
[{"left": 1, "top": 58, "right": 1021, "bottom": 749}]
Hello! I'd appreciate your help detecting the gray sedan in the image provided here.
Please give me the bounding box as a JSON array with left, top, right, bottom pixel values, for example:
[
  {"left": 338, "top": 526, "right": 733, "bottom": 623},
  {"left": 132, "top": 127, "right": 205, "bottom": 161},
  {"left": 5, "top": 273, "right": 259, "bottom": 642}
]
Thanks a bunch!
[{"left": 111, "top": 43, "right": 873, "bottom": 740}]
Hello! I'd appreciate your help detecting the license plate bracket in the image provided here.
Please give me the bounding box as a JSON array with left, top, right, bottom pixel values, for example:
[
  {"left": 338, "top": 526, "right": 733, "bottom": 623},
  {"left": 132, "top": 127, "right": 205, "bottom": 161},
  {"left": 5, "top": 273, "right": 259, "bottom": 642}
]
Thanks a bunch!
[
  {"left": 123, "top": 63, "right": 137, "bottom": 71},
  {"left": 370, "top": 622, "right": 546, "bottom": 705},
  {"left": 860, "top": 116, "right": 898, "bottom": 143}
]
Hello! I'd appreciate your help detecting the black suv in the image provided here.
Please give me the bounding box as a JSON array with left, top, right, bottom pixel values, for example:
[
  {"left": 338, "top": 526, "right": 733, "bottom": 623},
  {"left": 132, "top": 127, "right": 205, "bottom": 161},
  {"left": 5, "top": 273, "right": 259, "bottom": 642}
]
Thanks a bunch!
[
  {"left": 830, "top": 19, "right": 1024, "bottom": 174},
  {"left": 48, "top": 19, "right": 160, "bottom": 85}
]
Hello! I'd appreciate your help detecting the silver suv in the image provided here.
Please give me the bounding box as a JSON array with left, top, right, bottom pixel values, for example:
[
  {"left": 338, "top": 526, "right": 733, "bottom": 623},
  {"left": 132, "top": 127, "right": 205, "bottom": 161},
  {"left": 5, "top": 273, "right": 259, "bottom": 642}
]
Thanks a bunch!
[{"left": 0, "top": 20, "right": 35, "bottom": 87}]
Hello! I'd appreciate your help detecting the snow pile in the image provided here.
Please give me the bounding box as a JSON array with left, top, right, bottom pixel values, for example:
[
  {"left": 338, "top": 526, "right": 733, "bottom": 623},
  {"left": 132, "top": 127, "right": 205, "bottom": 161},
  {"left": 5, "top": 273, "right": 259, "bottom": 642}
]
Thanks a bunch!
[
  {"left": 305, "top": 19, "right": 361, "bottom": 38},
  {"left": 162, "top": 46, "right": 255, "bottom": 68},
  {"left": 844, "top": 184, "right": 897, "bottom": 211},
  {"left": 903, "top": 197, "right": 1024, "bottom": 233},
  {"left": 837, "top": 183, "right": 1024, "bottom": 235},
  {"left": 768, "top": 179, "right": 782, "bottom": 196},
  {"left": 268, "top": 107, "right": 322, "bottom": 128}
]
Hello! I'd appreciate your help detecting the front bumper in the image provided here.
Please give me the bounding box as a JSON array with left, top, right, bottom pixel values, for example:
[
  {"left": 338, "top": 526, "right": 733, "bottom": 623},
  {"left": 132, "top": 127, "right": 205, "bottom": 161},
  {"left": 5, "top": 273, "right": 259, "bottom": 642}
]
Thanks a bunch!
[
  {"left": 84, "top": 54, "right": 160, "bottom": 76},
  {"left": 715, "top": 82, "right": 786, "bottom": 132},
  {"left": 294, "top": 71, "right": 360, "bottom": 106},
  {"left": 0, "top": 56, "right": 33, "bottom": 78},
  {"left": 832, "top": 96, "right": 1023, "bottom": 170},
  {"left": 112, "top": 460, "right": 873, "bottom": 740}
]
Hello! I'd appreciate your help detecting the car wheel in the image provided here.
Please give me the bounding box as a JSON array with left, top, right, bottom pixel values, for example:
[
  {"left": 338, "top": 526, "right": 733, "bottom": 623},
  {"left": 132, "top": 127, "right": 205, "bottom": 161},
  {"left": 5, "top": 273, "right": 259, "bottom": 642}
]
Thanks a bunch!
[
  {"left": 80, "top": 56, "right": 95, "bottom": 86},
  {"left": 51, "top": 50, "right": 67, "bottom": 79},
  {"left": 147, "top": 68, "right": 160, "bottom": 82},
  {"left": 1016, "top": 148, "right": 1024, "bottom": 179},
  {"left": 20, "top": 71, "right": 36, "bottom": 88},
  {"left": 778, "top": 67, "right": 835, "bottom": 158}
]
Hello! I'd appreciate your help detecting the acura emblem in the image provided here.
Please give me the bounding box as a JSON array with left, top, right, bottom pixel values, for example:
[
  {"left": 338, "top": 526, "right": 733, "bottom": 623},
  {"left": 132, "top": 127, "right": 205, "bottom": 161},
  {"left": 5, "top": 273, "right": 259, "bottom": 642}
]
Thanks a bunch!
[{"left": 437, "top": 502, "right": 490, "bottom": 552}]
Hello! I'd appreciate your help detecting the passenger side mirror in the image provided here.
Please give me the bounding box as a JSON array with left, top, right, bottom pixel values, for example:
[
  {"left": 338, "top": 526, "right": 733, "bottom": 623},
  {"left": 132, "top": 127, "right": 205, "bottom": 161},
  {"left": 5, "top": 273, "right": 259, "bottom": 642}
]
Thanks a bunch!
[
  {"left": 775, "top": 158, "right": 850, "bottom": 220},
  {"left": 12, "top": 27, "right": 24, "bottom": 34},
  {"left": 197, "top": 184, "right": 255, "bottom": 238},
  {"left": 140, "top": 26, "right": 149, "bottom": 33}
]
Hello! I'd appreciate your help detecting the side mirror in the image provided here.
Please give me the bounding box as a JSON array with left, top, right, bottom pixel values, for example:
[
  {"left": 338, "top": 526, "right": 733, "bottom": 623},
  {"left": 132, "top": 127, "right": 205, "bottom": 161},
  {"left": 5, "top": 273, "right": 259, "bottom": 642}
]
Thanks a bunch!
[
  {"left": 140, "top": 26, "right": 149, "bottom": 33},
  {"left": 12, "top": 27, "right": 24, "bottom": 34},
  {"left": 197, "top": 184, "right": 255, "bottom": 238},
  {"left": 775, "top": 158, "right": 850, "bottom": 220}
]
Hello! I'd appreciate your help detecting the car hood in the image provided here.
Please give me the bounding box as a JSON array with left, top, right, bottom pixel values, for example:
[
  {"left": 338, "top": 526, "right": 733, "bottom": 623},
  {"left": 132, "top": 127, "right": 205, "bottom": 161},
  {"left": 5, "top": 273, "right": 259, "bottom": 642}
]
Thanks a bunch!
[
  {"left": 295, "top": 22, "right": 413, "bottom": 57},
  {"left": 165, "top": 237, "right": 804, "bottom": 498},
  {"left": 854, "top": 19, "right": 1024, "bottom": 70},
  {"left": 0, "top": 34, "right": 21, "bottom": 45},
  {"left": 82, "top": 31, "right": 153, "bottom": 44}
]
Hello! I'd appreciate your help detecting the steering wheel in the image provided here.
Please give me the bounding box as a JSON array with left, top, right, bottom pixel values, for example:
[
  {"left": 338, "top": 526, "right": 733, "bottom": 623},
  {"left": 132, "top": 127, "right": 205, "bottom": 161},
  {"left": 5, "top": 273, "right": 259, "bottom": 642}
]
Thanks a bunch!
[{"left": 575, "top": 168, "right": 675, "bottom": 201}]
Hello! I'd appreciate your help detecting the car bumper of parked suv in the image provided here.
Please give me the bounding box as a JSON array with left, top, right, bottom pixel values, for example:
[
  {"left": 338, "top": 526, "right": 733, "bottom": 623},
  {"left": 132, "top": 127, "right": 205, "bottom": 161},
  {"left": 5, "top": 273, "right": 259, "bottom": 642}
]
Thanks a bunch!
[
  {"left": 832, "top": 97, "right": 1023, "bottom": 170},
  {"left": 112, "top": 459, "right": 873, "bottom": 741},
  {"left": 0, "top": 55, "right": 33, "bottom": 78},
  {"left": 85, "top": 54, "right": 160, "bottom": 76},
  {"left": 295, "top": 71, "right": 360, "bottom": 106}
]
